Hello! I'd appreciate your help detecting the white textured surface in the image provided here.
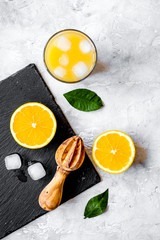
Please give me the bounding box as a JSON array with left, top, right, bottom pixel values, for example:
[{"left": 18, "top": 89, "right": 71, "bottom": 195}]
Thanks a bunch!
[{"left": 1, "top": 0, "right": 160, "bottom": 239}]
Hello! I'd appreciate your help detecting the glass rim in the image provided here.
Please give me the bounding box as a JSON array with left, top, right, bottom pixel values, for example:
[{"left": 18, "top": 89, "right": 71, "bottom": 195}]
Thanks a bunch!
[{"left": 43, "top": 29, "right": 98, "bottom": 84}]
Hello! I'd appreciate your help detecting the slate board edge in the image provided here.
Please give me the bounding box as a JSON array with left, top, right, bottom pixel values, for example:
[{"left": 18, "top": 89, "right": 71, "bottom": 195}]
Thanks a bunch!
[{"left": 0, "top": 64, "right": 101, "bottom": 239}]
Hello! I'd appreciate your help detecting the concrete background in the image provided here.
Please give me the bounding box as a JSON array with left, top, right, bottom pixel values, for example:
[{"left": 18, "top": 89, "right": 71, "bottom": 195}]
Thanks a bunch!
[{"left": 0, "top": 0, "right": 160, "bottom": 239}]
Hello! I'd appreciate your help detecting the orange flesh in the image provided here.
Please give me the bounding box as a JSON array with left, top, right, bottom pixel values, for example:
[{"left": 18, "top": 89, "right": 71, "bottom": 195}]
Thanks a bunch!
[
  {"left": 12, "top": 105, "right": 55, "bottom": 147},
  {"left": 44, "top": 30, "right": 96, "bottom": 82},
  {"left": 94, "top": 133, "right": 133, "bottom": 172}
]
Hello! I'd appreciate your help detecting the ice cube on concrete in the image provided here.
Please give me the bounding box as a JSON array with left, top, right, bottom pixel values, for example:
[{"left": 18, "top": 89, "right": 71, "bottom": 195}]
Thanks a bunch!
[
  {"left": 72, "top": 61, "right": 88, "bottom": 78},
  {"left": 54, "top": 66, "right": 66, "bottom": 78},
  {"left": 59, "top": 53, "right": 69, "bottom": 66},
  {"left": 56, "top": 36, "right": 71, "bottom": 52},
  {"left": 79, "top": 40, "right": 92, "bottom": 53},
  {"left": 5, "top": 153, "right": 22, "bottom": 170},
  {"left": 28, "top": 162, "right": 46, "bottom": 181}
]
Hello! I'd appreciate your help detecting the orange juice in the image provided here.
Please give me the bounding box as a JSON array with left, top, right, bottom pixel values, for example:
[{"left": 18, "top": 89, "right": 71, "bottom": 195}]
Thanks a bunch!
[{"left": 44, "top": 30, "right": 97, "bottom": 83}]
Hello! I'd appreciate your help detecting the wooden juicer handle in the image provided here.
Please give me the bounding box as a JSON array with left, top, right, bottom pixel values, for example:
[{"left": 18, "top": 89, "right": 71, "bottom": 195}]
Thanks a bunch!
[
  {"left": 38, "top": 167, "right": 69, "bottom": 211},
  {"left": 39, "top": 136, "right": 85, "bottom": 211}
]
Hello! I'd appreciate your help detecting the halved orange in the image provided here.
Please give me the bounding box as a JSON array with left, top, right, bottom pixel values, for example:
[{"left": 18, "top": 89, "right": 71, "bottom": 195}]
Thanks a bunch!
[
  {"left": 92, "top": 130, "right": 135, "bottom": 174},
  {"left": 10, "top": 102, "right": 57, "bottom": 149}
]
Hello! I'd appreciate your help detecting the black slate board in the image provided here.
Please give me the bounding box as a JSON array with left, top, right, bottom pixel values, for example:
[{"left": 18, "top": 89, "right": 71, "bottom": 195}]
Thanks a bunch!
[{"left": 0, "top": 64, "right": 100, "bottom": 239}]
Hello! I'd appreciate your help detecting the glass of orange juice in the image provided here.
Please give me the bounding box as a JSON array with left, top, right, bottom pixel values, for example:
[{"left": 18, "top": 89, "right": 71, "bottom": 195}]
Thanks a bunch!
[{"left": 44, "top": 29, "right": 97, "bottom": 83}]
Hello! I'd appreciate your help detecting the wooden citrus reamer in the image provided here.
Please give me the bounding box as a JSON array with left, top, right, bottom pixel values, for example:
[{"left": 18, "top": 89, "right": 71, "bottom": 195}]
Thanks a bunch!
[{"left": 39, "top": 136, "right": 85, "bottom": 211}]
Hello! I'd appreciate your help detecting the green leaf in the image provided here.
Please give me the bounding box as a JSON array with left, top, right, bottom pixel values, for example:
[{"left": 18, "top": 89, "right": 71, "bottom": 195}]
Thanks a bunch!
[
  {"left": 84, "top": 189, "right": 109, "bottom": 219},
  {"left": 63, "top": 89, "right": 103, "bottom": 112}
]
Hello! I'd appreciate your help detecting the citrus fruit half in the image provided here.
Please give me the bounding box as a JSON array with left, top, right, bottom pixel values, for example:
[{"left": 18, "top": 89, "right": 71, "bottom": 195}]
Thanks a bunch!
[
  {"left": 10, "top": 102, "right": 57, "bottom": 149},
  {"left": 92, "top": 130, "right": 135, "bottom": 174}
]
